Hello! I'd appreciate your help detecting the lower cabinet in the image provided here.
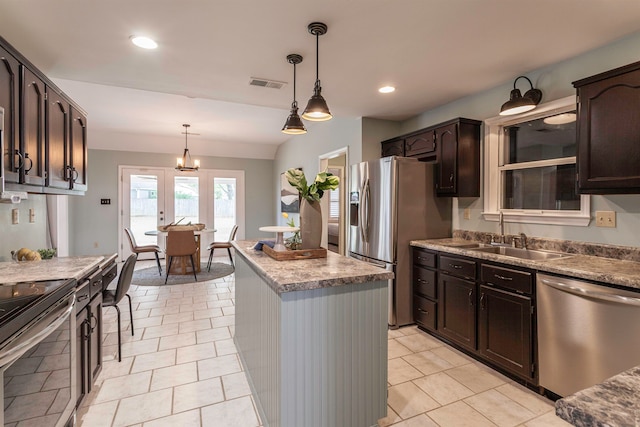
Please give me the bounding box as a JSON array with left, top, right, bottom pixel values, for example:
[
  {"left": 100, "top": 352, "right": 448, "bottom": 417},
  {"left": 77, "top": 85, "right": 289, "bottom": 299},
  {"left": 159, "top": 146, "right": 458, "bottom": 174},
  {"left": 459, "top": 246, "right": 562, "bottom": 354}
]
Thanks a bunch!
[{"left": 412, "top": 247, "right": 537, "bottom": 384}]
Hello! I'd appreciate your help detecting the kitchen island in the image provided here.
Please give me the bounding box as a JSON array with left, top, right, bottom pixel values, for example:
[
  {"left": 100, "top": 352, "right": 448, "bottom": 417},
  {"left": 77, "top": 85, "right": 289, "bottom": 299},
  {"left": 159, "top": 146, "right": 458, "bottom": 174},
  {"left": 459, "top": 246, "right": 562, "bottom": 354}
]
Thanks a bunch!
[{"left": 232, "top": 240, "right": 393, "bottom": 427}]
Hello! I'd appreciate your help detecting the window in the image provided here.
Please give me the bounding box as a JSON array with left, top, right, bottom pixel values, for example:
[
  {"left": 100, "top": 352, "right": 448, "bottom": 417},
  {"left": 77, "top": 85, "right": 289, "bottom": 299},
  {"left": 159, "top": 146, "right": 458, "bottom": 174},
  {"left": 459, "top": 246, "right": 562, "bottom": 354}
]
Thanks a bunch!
[{"left": 483, "top": 95, "right": 590, "bottom": 226}]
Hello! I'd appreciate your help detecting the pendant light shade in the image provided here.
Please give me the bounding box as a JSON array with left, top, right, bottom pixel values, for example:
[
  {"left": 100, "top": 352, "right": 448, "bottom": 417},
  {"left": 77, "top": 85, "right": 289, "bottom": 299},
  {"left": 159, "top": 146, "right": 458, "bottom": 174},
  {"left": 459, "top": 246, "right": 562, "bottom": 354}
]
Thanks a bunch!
[
  {"left": 500, "top": 76, "right": 543, "bottom": 116},
  {"left": 302, "top": 22, "right": 332, "bottom": 122},
  {"left": 176, "top": 124, "right": 200, "bottom": 171},
  {"left": 282, "top": 54, "right": 307, "bottom": 135}
]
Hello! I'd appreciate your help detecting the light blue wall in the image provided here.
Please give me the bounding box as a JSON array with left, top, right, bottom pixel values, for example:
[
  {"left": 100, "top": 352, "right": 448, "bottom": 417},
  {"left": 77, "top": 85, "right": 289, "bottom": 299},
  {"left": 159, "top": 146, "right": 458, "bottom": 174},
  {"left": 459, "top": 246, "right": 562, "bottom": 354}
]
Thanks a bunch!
[
  {"left": 0, "top": 195, "right": 48, "bottom": 261},
  {"left": 68, "top": 149, "right": 274, "bottom": 256}
]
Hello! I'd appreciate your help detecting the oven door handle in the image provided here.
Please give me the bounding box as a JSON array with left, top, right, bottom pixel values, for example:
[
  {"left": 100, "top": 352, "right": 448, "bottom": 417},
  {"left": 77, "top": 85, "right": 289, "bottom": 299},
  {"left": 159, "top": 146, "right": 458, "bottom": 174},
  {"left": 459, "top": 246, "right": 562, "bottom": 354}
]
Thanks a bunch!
[{"left": 0, "top": 292, "right": 75, "bottom": 368}]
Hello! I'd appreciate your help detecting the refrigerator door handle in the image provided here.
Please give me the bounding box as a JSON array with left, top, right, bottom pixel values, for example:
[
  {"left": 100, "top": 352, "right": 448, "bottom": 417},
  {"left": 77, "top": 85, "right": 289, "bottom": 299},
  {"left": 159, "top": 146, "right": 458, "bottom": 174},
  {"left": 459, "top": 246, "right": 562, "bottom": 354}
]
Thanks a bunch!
[{"left": 361, "top": 179, "right": 371, "bottom": 243}]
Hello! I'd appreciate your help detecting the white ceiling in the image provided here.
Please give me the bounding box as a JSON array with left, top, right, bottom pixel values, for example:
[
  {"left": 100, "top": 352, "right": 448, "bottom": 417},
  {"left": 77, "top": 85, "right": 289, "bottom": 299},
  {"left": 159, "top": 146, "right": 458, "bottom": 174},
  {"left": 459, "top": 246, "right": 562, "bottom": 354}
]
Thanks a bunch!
[{"left": 1, "top": 0, "right": 640, "bottom": 158}]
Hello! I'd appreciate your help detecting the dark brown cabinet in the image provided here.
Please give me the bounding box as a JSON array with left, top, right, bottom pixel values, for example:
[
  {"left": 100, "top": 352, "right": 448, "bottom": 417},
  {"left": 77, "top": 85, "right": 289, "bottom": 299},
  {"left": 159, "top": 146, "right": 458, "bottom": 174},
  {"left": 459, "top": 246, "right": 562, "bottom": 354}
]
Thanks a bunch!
[
  {"left": 22, "top": 67, "right": 46, "bottom": 186},
  {"left": 438, "top": 270, "right": 477, "bottom": 351},
  {"left": 412, "top": 248, "right": 438, "bottom": 331},
  {"left": 69, "top": 106, "right": 88, "bottom": 191},
  {"left": 573, "top": 61, "right": 640, "bottom": 194},
  {"left": 46, "top": 88, "right": 71, "bottom": 190},
  {"left": 380, "top": 118, "right": 481, "bottom": 197},
  {"left": 0, "top": 45, "right": 20, "bottom": 184}
]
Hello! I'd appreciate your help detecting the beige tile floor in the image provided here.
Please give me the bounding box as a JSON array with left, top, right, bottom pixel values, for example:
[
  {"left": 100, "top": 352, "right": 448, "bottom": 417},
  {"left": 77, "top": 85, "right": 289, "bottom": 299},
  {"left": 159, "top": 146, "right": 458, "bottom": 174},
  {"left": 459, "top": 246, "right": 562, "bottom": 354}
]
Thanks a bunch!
[{"left": 77, "top": 257, "right": 571, "bottom": 427}]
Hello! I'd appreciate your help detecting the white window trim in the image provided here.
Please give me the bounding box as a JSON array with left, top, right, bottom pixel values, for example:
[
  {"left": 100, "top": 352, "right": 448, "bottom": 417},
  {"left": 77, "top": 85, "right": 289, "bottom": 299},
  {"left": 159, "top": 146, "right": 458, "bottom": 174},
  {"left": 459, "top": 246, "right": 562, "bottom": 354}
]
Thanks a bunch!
[{"left": 482, "top": 95, "right": 591, "bottom": 226}]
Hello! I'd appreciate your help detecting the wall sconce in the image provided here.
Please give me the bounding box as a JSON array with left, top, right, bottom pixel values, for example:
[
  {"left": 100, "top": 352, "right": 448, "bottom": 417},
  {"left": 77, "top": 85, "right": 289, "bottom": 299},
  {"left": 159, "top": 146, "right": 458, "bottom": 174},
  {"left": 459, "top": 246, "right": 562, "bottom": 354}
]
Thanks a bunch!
[
  {"left": 282, "top": 54, "right": 307, "bottom": 135},
  {"left": 499, "top": 76, "right": 542, "bottom": 116},
  {"left": 302, "top": 22, "right": 332, "bottom": 121},
  {"left": 176, "top": 124, "right": 200, "bottom": 171}
]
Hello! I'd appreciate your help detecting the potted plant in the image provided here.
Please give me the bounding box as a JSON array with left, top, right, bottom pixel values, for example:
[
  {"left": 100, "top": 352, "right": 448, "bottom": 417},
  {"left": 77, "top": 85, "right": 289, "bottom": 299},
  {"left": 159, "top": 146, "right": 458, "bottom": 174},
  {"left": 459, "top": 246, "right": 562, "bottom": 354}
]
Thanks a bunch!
[{"left": 285, "top": 168, "right": 339, "bottom": 249}]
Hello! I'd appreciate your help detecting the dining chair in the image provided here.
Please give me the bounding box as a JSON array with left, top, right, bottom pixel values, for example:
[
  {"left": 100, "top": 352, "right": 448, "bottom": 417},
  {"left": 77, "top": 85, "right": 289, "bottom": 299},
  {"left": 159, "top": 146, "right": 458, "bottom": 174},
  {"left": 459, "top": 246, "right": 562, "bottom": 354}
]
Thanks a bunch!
[
  {"left": 165, "top": 230, "right": 198, "bottom": 284},
  {"left": 102, "top": 254, "right": 136, "bottom": 362},
  {"left": 124, "top": 228, "right": 162, "bottom": 275},
  {"left": 207, "top": 224, "right": 238, "bottom": 271}
]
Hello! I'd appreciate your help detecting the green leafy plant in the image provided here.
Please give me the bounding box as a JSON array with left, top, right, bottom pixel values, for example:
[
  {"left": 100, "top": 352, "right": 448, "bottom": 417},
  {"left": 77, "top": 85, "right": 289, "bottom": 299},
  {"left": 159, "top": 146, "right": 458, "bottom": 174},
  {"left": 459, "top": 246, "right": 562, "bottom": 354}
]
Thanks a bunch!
[
  {"left": 281, "top": 213, "right": 301, "bottom": 250},
  {"left": 285, "top": 168, "right": 339, "bottom": 202},
  {"left": 37, "top": 248, "right": 57, "bottom": 259}
]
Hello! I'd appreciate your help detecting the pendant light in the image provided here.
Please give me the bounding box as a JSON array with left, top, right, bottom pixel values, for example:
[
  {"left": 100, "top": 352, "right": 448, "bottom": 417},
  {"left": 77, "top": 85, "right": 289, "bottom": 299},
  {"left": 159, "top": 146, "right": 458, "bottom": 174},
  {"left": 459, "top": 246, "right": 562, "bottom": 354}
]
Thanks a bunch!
[
  {"left": 302, "top": 22, "right": 332, "bottom": 121},
  {"left": 282, "top": 54, "right": 307, "bottom": 135},
  {"left": 499, "top": 76, "right": 543, "bottom": 116},
  {"left": 175, "top": 124, "right": 200, "bottom": 171}
]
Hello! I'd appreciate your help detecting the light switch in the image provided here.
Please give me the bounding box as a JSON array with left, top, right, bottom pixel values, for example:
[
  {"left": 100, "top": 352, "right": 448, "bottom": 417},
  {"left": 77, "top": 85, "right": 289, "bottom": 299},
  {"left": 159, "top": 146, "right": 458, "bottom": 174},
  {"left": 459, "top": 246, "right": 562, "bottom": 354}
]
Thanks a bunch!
[
  {"left": 595, "top": 210, "right": 616, "bottom": 228},
  {"left": 463, "top": 208, "right": 471, "bottom": 220},
  {"left": 12, "top": 209, "right": 19, "bottom": 224}
]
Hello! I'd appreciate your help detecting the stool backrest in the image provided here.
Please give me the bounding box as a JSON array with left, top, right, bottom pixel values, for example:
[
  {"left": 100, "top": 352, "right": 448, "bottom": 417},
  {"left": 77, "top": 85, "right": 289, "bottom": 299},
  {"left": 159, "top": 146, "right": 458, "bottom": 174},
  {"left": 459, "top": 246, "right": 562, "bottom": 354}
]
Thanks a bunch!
[{"left": 166, "top": 230, "right": 198, "bottom": 256}]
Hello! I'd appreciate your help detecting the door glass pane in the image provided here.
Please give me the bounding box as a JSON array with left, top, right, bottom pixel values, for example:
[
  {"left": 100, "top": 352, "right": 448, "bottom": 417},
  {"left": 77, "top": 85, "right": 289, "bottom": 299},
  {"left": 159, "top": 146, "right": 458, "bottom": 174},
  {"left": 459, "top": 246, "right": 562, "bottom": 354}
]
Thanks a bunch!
[
  {"left": 174, "top": 176, "right": 199, "bottom": 224},
  {"left": 130, "top": 175, "right": 158, "bottom": 245},
  {"left": 214, "top": 178, "right": 236, "bottom": 240},
  {"left": 502, "top": 164, "right": 580, "bottom": 210}
]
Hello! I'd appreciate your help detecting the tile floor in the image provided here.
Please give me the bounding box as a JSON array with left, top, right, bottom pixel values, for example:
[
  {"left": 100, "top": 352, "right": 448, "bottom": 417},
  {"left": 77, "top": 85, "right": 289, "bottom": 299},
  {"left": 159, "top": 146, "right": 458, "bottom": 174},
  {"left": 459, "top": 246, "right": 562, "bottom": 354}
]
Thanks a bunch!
[{"left": 77, "top": 257, "right": 571, "bottom": 427}]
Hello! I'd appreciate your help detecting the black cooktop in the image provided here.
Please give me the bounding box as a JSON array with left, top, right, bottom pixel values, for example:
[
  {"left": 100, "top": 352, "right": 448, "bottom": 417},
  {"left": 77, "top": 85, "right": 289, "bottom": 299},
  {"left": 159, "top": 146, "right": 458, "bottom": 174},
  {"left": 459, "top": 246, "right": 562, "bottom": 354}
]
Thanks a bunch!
[{"left": 0, "top": 278, "right": 76, "bottom": 345}]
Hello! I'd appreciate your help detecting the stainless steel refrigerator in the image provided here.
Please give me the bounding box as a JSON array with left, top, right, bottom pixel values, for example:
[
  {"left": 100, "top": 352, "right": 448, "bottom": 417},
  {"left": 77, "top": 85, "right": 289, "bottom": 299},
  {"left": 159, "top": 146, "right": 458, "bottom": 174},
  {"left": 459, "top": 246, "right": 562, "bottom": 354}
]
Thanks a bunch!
[{"left": 349, "top": 156, "right": 452, "bottom": 328}]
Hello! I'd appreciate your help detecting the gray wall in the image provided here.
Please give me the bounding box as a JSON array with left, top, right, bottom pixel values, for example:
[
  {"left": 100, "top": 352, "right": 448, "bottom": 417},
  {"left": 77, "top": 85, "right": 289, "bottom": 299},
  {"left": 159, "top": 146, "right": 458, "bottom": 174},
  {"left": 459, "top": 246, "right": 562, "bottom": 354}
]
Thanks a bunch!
[
  {"left": 68, "top": 149, "right": 274, "bottom": 256},
  {"left": 394, "top": 31, "right": 640, "bottom": 247},
  {"left": 0, "top": 195, "right": 48, "bottom": 261}
]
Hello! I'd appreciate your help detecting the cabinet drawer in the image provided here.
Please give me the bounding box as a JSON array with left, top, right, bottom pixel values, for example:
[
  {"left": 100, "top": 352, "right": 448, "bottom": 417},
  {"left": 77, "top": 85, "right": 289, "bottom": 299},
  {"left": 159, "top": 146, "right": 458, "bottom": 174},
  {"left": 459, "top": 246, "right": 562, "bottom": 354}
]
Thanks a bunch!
[
  {"left": 414, "top": 266, "right": 436, "bottom": 299},
  {"left": 440, "top": 255, "right": 476, "bottom": 280},
  {"left": 413, "top": 250, "right": 436, "bottom": 268},
  {"left": 481, "top": 264, "right": 532, "bottom": 295},
  {"left": 101, "top": 263, "right": 117, "bottom": 289},
  {"left": 405, "top": 131, "right": 436, "bottom": 157},
  {"left": 414, "top": 295, "right": 436, "bottom": 331},
  {"left": 88, "top": 270, "right": 103, "bottom": 300},
  {"left": 76, "top": 280, "right": 91, "bottom": 312}
]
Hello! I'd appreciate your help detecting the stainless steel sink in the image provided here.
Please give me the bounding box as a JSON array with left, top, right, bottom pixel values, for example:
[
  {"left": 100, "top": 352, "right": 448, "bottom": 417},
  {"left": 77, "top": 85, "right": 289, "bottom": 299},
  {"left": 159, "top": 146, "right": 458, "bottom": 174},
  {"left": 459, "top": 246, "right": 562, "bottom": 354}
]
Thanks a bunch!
[
  {"left": 440, "top": 242, "right": 489, "bottom": 249},
  {"left": 468, "top": 246, "right": 572, "bottom": 261}
]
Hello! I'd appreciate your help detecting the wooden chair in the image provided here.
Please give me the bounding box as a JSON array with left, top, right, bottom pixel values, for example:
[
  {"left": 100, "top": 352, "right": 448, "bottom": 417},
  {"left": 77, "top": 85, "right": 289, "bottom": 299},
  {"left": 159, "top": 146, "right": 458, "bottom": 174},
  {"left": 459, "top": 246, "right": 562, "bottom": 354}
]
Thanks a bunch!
[
  {"left": 124, "top": 228, "right": 162, "bottom": 275},
  {"left": 207, "top": 224, "right": 238, "bottom": 271},
  {"left": 165, "top": 230, "right": 198, "bottom": 284},
  {"left": 102, "top": 254, "right": 136, "bottom": 362}
]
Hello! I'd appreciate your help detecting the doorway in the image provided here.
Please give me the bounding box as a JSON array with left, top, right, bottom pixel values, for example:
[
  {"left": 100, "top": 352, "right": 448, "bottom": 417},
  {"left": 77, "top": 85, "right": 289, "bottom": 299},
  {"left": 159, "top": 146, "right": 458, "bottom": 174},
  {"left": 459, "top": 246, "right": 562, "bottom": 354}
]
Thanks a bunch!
[
  {"left": 319, "top": 147, "right": 348, "bottom": 255},
  {"left": 119, "top": 166, "right": 245, "bottom": 261}
]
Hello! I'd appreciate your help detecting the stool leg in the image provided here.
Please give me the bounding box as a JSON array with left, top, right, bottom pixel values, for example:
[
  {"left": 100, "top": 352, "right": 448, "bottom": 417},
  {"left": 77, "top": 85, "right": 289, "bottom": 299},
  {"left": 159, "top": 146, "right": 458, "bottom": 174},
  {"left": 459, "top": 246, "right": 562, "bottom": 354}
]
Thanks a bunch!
[
  {"left": 155, "top": 252, "right": 162, "bottom": 275},
  {"left": 126, "top": 293, "right": 134, "bottom": 336},
  {"left": 190, "top": 255, "right": 197, "bottom": 282},
  {"left": 165, "top": 257, "right": 173, "bottom": 284},
  {"left": 115, "top": 305, "right": 122, "bottom": 362},
  {"left": 227, "top": 248, "right": 233, "bottom": 266},
  {"left": 207, "top": 248, "right": 214, "bottom": 272}
]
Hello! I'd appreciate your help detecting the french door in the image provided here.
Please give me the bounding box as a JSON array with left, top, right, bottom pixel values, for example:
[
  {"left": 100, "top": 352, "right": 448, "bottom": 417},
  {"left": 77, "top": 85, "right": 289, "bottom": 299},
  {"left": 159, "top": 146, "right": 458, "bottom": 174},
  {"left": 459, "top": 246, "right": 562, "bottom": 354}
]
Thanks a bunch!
[{"left": 119, "top": 166, "right": 245, "bottom": 260}]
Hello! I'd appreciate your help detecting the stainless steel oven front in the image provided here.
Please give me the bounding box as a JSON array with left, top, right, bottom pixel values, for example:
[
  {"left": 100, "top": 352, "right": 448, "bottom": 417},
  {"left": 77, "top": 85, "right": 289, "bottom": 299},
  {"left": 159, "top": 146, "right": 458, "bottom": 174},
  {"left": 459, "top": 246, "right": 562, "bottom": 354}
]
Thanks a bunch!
[{"left": 0, "top": 289, "right": 76, "bottom": 426}]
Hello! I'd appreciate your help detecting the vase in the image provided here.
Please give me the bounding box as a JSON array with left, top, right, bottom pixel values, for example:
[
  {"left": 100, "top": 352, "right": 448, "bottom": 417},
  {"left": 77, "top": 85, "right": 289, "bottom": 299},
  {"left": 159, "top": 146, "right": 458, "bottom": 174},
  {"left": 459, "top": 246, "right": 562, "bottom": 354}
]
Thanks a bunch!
[{"left": 300, "top": 199, "right": 322, "bottom": 249}]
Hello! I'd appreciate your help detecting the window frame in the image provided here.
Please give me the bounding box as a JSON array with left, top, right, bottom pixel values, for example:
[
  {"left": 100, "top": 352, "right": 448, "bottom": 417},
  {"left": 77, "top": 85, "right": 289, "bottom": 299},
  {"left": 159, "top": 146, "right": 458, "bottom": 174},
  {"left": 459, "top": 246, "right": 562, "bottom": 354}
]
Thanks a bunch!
[{"left": 482, "top": 95, "right": 591, "bottom": 226}]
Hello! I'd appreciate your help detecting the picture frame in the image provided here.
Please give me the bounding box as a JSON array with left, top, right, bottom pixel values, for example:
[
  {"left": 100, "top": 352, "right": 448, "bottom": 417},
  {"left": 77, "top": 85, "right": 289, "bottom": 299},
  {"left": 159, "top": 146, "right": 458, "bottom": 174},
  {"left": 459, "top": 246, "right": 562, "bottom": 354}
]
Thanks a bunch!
[{"left": 280, "top": 169, "right": 301, "bottom": 213}]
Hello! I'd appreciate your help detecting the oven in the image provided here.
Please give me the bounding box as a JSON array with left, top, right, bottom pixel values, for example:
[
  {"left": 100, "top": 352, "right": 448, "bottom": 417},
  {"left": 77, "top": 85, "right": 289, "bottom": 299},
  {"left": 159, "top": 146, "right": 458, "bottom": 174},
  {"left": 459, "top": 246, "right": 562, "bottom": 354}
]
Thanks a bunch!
[{"left": 0, "top": 278, "right": 77, "bottom": 426}]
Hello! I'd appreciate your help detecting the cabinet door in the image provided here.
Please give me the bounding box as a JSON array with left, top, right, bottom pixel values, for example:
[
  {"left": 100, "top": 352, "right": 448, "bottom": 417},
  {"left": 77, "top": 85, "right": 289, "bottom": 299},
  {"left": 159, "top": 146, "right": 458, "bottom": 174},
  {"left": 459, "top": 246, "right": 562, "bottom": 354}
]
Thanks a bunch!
[
  {"left": 0, "top": 46, "right": 20, "bottom": 184},
  {"left": 576, "top": 69, "right": 640, "bottom": 193},
  {"left": 381, "top": 138, "right": 404, "bottom": 157},
  {"left": 69, "top": 106, "right": 87, "bottom": 191},
  {"left": 46, "top": 88, "right": 71, "bottom": 189},
  {"left": 22, "top": 67, "right": 46, "bottom": 186},
  {"left": 435, "top": 123, "right": 458, "bottom": 195},
  {"left": 438, "top": 274, "right": 476, "bottom": 351},
  {"left": 478, "top": 285, "right": 533, "bottom": 380},
  {"left": 88, "top": 294, "right": 103, "bottom": 387},
  {"left": 405, "top": 131, "right": 436, "bottom": 158},
  {"left": 75, "top": 308, "right": 89, "bottom": 407}
]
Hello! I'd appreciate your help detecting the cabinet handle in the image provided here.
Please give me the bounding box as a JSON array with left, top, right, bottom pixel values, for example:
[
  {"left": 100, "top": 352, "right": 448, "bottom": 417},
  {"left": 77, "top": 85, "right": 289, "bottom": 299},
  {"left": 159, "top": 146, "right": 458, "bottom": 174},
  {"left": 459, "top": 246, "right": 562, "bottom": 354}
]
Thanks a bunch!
[
  {"left": 24, "top": 153, "right": 33, "bottom": 173},
  {"left": 417, "top": 308, "right": 429, "bottom": 315},
  {"left": 480, "top": 293, "right": 485, "bottom": 310},
  {"left": 90, "top": 314, "right": 98, "bottom": 333},
  {"left": 417, "top": 256, "right": 429, "bottom": 262},
  {"left": 449, "top": 264, "right": 463, "bottom": 269},
  {"left": 468, "top": 289, "right": 474, "bottom": 306},
  {"left": 12, "top": 150, "right": 24, "bottom": 170},
  {"left": 77, "top": 294, "right": 89, "bottom": 302},
  {"left": 72, "top": 168, "right": 79, "bottom": 182},
  {"left": 449, "top": 173, "right": 454, "bottom": 183},
  {"left": 82, "top": 319, "right": 90, "bottom": 340},
  {"left": 494, "top": 274, "right": 513, "bottom": 281}
]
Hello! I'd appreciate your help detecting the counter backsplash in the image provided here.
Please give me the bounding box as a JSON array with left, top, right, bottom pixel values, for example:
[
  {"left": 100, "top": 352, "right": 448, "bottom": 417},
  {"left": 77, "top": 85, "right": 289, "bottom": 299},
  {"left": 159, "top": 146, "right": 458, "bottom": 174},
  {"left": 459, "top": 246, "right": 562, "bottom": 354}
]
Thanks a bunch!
[{"left": 453, "top": 229, "right": 640, "bottom": 263}]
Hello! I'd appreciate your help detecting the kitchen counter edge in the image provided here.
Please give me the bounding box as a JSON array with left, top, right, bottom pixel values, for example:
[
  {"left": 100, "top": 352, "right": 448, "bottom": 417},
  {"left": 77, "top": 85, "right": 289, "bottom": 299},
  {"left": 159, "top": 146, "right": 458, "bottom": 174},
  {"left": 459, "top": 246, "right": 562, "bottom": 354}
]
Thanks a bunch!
[
  {"left": 232, "top": 240, "right": 393, "bottom": 294},
  {"left": 0, "top": 255, "right": 108, "bottom": 283}
]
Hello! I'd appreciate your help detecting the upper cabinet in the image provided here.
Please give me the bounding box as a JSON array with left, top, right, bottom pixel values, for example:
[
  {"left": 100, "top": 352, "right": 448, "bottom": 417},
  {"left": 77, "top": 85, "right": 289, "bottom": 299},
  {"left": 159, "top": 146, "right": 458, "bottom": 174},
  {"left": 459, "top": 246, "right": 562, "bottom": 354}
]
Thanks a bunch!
[
  {"left": 1, "top": 35, "right": 87, "bottom": 195},
  {"left": 380, "top": 118, "right": 481, "bottom": 197},
  {"left": 573, "top": 61, "right": 640, "bottom": 194}
]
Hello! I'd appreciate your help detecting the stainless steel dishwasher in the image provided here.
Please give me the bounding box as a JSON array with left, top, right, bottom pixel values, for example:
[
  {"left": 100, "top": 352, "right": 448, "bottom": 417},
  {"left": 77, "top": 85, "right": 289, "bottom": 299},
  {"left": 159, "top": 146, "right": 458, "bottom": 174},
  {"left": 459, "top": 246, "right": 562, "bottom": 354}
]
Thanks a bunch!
[{"left": 537, "top": 273, "right": 640, "bottom": 397}]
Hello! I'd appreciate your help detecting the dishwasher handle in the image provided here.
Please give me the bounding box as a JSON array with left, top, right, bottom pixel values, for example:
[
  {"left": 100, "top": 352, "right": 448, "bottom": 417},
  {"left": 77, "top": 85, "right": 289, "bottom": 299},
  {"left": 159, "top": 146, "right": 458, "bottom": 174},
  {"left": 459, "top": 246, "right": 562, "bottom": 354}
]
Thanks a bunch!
[{"left": 540, "top": 278, "right": 640, "bottom": 307}]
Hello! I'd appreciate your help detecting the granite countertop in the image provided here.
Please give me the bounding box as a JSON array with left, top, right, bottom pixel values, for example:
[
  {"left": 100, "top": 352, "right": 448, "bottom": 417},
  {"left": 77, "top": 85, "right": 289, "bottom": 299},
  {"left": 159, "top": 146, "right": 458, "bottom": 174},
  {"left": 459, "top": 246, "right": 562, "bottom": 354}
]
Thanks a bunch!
[
  {"left": 556, "top": 366, "right": 640, "bottom": 426},
  {"left": 0, "top": 255, "right": 106, "bottom": 283},
  {"left": 232, "top": 240, "right": 394, "bottom": 294},
  {"left": 411, "top": 238, "right": 640, "bottom": 290}
]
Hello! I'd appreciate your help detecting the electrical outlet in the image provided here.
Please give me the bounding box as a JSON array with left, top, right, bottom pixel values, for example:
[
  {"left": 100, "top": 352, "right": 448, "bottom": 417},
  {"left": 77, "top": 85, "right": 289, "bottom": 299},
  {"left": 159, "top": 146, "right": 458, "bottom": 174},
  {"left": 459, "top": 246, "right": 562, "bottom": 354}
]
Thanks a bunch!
[
  {"left": 595, "top": 210, "right": 616, "bottom": 228},
  {"left": 29, "top": 208, "right": 35, "bottom": 223},
  {"left": 94, "top": 242, "right": 99, "bottom": 248},
  {"left": 12, "top": 209, "right": 19, "bottom": 224},
  {"left": 463, "top": 208, "right": 471, "bottom": 220}
]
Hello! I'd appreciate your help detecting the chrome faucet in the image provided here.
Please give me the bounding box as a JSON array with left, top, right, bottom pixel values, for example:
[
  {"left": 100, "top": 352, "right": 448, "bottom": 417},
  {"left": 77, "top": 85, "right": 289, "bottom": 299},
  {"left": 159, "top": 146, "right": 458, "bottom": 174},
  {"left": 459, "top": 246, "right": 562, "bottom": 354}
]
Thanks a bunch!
[
  {"left": 491, "top": 211, "right": 507, "bottom": 245},
  {"left": 512, "top": 232, "right": 528, "bottom": 249}
]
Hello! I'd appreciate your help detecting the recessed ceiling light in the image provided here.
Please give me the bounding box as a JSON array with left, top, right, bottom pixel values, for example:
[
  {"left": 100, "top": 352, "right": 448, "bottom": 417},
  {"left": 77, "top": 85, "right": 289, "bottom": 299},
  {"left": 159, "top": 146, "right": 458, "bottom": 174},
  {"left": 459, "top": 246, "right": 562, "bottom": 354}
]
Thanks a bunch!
[
  {"left": 543, "top": 113, "right": 576, "bottom": 125},
  {"left": 130, "top": 36, "right": 158, "bottom": 49},
  {"left": 379, "top": 86, "right": 395, "bottom": 94}
]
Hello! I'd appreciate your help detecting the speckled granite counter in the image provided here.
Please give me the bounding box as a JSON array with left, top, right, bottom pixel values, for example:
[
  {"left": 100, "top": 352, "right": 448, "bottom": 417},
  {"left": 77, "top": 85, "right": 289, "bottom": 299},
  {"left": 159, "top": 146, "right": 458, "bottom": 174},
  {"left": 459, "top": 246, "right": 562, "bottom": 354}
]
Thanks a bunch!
[
  {"left": 232, "top": 240, "right": 394, "bottom": 294},
  {"left": 411, "top": 238, "right": 640, "bottom": 290},
  {"left": 0, "top": 256, "right": 105, "bottom": 283},
  {"left": 556, "top": 366, "right": 640, "bottom": 426}
]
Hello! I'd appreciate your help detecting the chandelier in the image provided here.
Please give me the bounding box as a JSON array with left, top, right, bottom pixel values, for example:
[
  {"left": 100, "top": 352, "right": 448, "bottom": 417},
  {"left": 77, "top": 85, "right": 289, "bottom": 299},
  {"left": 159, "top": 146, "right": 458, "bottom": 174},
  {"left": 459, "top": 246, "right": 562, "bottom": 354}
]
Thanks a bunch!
[{"left": 176, "top": 124, "right": 200, "bottom": 171}]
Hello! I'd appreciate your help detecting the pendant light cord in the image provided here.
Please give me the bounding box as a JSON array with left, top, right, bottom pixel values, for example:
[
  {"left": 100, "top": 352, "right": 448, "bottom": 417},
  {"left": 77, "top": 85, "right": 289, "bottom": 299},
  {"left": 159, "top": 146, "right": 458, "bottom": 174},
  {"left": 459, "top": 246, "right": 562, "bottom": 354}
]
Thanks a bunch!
[{"left": 315, "top": 32, "right": 320, "bottom": 85}]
